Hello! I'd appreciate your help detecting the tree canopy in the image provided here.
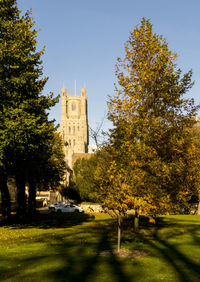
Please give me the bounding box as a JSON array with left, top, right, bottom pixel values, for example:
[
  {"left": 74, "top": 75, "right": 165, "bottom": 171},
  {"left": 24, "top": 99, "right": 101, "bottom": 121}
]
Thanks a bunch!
[
  {"left": 103, "top": 18, "right": 199, "bottom": 223},
  {"left": 69, "top": 154, "right": 100, "bottom": 202},
  {"left": 0, "top": 0, "right": 62, "bottom": 217}
]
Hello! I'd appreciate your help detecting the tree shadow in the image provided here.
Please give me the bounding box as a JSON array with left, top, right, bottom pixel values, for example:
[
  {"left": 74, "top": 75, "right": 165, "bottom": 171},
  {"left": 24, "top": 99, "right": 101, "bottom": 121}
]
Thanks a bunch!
[
  {"left": 0, "top": 222, "right": 133, "bottom": 282},
  {"left": 0, "top": 215, "right": 200, "bottom": 281},
  {"left": 46, "top": 229, "right": 133, "bottom": 282},
  {"left": 0, "top": 212, "right": 94, "bottom": 229},
  {"left": 127, "top": 216, "right": 200, "bottom": 282}
]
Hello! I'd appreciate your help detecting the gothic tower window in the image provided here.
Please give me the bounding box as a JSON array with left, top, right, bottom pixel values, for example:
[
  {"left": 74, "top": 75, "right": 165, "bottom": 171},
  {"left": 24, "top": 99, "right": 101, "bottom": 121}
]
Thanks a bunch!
[
  {"left": 77, "top": 126, "right": 80, "bottom": 131},
  {"left": 66, "top": 102, "right": 68, "bottom": 114},
  {"left": 69, "top": 139, "right": 71, "bottom": 146},
  {"left": 69, "top": 126, "right": 71, "bottom": 133},
  {"left": 72, "top": 103, "right": 76, "bottom": 111},
  {"left": 73, "top": 126, "right": 75, "bottom": 134}
]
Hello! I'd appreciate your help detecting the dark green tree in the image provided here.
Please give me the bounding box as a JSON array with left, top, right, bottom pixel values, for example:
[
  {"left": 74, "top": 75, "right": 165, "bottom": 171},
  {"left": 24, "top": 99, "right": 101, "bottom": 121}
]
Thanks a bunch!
[
  {"left": 27, "top": 131, "right": 66, "bottom": 215},
  {"left": 71, "top": 154, "right": 100, "bottom": 202},
  {"left": 0, "top": 163, "right": 11, "bottom": 219},
  {"left": 0, "top": 0, "right": 58, "bottom": 217}
]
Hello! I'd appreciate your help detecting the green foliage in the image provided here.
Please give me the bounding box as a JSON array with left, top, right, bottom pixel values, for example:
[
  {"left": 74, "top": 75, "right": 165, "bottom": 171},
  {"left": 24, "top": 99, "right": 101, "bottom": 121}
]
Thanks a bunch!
[
  {"left": 71, "top": 154, "right": 101, "bottom": 202},
  {"left": 29, "top": 131, "right": 66, "bottom": 190},
  {"left": 61, "top": 181, "right": 81, "bottom": 203},
  {"left": 0, "top": 0, "right": 58, "bottom": 165},
  {"left": 0, "top": 0, "right": 61, "bottom": 216}
]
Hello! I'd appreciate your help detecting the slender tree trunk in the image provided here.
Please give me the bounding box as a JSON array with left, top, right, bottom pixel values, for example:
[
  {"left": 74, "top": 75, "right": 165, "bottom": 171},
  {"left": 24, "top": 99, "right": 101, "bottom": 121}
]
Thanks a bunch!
[
  {"left": 28, "top": 176, "right": 36, "bottom": 216},
  {"left": 0, "top": 170, "right": 11, "bottom": 219},
  {"left": 15, "top": 172, "right": 27, "bottom": 218},
  {"left": 117, "top": 216, "right": 121, "bottom": 253},
  {"left": 134, "top": 209, "right": 140, "bottom": 230}
]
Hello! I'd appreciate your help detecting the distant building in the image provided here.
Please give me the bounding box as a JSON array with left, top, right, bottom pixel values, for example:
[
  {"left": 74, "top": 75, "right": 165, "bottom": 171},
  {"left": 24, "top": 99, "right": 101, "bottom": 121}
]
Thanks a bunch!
[{"left": 60, "top": 87, "right": 90, "bottom": 180}]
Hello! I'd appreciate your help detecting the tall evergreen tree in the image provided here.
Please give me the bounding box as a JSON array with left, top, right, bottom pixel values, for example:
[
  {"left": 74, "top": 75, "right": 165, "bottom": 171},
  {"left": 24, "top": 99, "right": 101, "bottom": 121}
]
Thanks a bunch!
[
  {"left": 0, "top": 0, "right": 58, "bottom": 217},
  {"left": 27, "top": 131, "right": 66, "bottom": 215}
]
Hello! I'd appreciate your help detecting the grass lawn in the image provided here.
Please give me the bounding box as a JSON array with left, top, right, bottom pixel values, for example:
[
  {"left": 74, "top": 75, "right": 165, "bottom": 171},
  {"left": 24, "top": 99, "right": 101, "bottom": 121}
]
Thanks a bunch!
[{"left": 0, "top": 212, "right": 200, "bottom": 282}]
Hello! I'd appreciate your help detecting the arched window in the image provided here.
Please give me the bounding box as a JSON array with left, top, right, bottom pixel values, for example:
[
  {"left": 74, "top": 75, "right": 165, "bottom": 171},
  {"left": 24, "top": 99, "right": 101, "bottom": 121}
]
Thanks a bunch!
[
  {"left": 73, "top": 126, "right": 75, "bottom": 134},
  {"left": 69, "top": 139, "right": 71, "bottom": 146},
  {"left": 69, "top": 126, "right": 71, "bottom": 133},
  {"left": 73, "top": 139, "right": 76, "bottom": 146},
  {"left": 72, "top": 103, "right": 76, "bottom": 111},
  {"left": 66, "top": 102, "right": 68, "bottom": 114},
  {"left": 77, "top": 126, "right": 80, "bottom": 131}
]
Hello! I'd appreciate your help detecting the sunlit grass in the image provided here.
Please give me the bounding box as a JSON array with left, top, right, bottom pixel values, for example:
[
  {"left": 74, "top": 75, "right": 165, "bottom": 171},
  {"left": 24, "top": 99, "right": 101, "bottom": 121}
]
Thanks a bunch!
[{"left": 0, "top": 213, "right": 200, "bottom": 281}]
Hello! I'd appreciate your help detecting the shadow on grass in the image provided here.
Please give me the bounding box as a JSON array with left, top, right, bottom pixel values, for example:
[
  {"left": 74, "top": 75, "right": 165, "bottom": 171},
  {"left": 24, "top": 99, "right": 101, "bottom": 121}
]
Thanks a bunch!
[
  {"left": 151, "top": 231, "right": 200, "bottom": 282},
  {"left": 0, "top": 212, "right": 94, "bottom": 229},
  {"left": 126, "top": 216, "right": 200, "bottom": 282},
  {"left": 0, "top": 221, "right": 133, "bottom": 282},
  {"left": 47, "top": 230, "right": 133, "bottom": 282},
  {"left": 0, "top": 215, "right": 200, "bottom": 281}
]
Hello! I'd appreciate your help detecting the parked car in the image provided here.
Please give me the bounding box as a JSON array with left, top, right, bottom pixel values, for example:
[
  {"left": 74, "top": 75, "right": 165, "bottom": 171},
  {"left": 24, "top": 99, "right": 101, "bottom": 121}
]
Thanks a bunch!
[
  {"left": 49, "top": 201, "right": 67, "bottom": 210},
  {"left": 54, "top": 203, "right": 83, "bottom": 213}
]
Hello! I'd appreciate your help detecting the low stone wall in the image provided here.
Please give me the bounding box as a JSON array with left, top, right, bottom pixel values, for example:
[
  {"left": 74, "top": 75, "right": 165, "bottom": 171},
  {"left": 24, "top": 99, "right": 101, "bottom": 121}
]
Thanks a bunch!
[
  {"left": 79, "top": 203, "right": 200, "bottom": 215},
  {"left": 80, "top": 203, "right": 104, "bottom": 213}
]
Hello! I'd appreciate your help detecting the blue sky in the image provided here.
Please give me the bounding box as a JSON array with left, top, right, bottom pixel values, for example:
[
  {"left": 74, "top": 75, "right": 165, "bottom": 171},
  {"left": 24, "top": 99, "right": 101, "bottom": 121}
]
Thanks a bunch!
[{"left": 17, "top": 0, "right": 200, "bottom": 143}]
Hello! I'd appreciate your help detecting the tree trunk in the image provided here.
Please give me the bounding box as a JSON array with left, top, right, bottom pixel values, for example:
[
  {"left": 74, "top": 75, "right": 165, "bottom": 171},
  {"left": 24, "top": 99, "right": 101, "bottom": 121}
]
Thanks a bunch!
[
  {"left": 28, "top": 176, "right": 36, "bottom": 216},
  {"left": 134, "top": 209, "right": 140, "bottom": 230},
  {"left": 15, "top": 172, "right": 27, "bottom": 218},
  {"left": 117, "top": 216, "right": 121, "bottom": 253},
  {"left": 0, "top": 170, "right": 11, "bottom": 219}
]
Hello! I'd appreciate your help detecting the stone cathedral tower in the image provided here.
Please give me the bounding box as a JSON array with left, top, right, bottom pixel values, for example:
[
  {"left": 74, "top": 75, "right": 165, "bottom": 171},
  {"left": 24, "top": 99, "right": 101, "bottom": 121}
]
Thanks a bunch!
[{"left": 60, "top": 87, "right": 89, "bottom": 170}]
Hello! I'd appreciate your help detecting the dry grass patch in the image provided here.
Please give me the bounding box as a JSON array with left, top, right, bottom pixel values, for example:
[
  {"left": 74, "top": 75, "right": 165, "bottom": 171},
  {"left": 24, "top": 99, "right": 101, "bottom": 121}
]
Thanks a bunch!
[{"left": 96, "top": 248, "right": 149, "bottom": 258}]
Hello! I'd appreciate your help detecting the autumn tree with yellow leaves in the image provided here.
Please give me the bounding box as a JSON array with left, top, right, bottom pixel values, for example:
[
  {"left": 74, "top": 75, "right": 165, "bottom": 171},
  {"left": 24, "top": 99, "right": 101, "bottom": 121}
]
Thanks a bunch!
[
  {"left": 102, "top": 18, "right": 199, "bottom": 234},
  {"left": 187, "top": 121, "right": 200, "bottom": 214},
  {"left": 96, "top": 146, "right": 135, "bottom": 251}
]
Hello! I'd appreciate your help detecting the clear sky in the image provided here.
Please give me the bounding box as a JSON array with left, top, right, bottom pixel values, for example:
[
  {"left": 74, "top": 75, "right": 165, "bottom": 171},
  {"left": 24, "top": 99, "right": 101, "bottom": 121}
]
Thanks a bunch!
[{"left": 17, "top": 0, "right": 200, "bottom": 143}]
